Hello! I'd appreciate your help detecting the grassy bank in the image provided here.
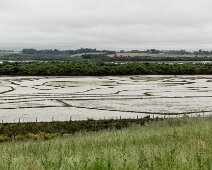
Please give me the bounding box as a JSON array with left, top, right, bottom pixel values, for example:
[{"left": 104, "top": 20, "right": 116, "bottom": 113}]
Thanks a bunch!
[
  {"left": 0, "top": 117, "right": 211, "bottom": 169},
  {"left": 0, "top": 117, "right": 155, "bottom": 142}
]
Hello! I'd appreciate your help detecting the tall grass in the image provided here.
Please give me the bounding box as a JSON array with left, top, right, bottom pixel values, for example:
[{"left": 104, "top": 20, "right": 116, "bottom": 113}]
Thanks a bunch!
[{"left": 0, "top": 117, "right": 211, "bottom": 170}]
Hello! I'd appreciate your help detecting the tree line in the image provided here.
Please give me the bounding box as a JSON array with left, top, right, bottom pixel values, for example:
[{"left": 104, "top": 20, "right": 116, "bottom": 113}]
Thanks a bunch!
[
  {"left": 0, "top": 61, "right": 212, "bottom": 76},
  {"left": 82, "top": 54, "right": 212, "bottom": 62},
  {"left": 22, "top": 48, "right": 115, "bottom": 55},
  {"left": 1, "top": 53, "right": 212, "bottom": 62}
]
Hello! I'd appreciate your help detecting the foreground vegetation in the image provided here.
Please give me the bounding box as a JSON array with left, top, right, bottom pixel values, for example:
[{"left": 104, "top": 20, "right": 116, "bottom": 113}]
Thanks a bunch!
[
  {"left": 1, "top": 61, "right": 212, "bottom": 76},
  {"left": 0, "top": 116, "right": 211, "bottom": 169},
  {"left": 0, "top": 117, "right": 154, "bottom": 142}
]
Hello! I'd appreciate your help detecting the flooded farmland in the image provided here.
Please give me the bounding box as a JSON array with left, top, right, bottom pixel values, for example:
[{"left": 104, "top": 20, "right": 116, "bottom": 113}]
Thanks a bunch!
[{"left": 0, "top": 75, "right": 212, "bottom": 122}]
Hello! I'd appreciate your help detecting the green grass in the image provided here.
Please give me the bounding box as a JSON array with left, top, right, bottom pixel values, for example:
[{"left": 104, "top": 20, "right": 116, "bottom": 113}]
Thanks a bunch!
[{"left": 0, "top": 117, "right": 211, "bottom": 170}]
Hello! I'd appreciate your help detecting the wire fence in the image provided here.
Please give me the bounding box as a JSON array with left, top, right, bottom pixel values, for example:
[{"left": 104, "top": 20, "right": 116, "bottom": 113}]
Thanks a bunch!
[{"left": 0, "top": 112, "right": 207, "bottom": 124}]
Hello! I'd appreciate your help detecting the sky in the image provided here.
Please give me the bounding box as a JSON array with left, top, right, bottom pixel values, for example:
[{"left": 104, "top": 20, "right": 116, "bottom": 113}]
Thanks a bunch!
[{"left": 0, "top": 0, "right": 212, "bottom": 51}]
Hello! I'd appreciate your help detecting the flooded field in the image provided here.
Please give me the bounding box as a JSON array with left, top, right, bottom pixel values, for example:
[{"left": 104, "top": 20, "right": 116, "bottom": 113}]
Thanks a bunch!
[{"left": 0, "top": 75, "right": 212, "bottom": 122}]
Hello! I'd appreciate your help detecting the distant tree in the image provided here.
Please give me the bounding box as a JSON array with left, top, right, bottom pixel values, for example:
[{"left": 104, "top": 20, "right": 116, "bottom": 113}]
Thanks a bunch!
[{"left": 22, "top": 48, "right": 36, "bottom": 54}]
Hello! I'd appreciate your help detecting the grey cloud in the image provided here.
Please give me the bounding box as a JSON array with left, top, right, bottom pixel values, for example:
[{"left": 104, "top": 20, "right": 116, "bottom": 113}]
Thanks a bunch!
[{"left": 0, "top": 0, "right": 212, "bottom": 50}]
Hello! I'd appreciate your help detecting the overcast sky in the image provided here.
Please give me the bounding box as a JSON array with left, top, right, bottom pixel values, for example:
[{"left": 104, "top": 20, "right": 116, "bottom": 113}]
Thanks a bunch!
[{"left": 0, "top": 0, "right": 212, "bottom": 51}]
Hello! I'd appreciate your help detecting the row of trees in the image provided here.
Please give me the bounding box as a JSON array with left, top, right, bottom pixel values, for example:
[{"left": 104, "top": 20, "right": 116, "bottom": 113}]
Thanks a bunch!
[
  {"left": 123, "top": 49, "right": 212, "bottom": 55},
  {"left": 2, "top": 48, "right": 212, "bottom": 55},
  {"left": 22, "top": 48, "right": 115, "bottom": 55},
  {"left": 0, "top": 62, "right": 212, "bottom": 76},
  {"left": 1, "top": 53, "right": 212, "bottom": 62},
  {"left": 82, "top": 54, "right": 212, "bottom": 62}
]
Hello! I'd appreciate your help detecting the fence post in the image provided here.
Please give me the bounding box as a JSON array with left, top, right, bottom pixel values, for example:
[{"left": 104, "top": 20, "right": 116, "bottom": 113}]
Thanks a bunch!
[{"left": 36, "top": 117, "right": 37, "bottom": 123}]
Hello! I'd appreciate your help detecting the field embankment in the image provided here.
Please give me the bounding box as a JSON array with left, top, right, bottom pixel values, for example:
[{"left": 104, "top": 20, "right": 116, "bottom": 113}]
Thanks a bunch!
[{"left": 0, "top": 116, "right": 211, "bottom": 169}]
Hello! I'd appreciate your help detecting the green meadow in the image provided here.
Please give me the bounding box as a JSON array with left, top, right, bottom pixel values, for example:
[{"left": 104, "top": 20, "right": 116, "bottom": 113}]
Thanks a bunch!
[{"left": 0, "top": 116, "right": 211, "bottom": 170}]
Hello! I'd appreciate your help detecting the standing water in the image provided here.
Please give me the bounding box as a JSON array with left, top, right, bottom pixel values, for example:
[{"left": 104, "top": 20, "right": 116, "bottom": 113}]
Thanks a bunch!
[{"left": 0, "top": 75, "right": 212, "bottom": 122}]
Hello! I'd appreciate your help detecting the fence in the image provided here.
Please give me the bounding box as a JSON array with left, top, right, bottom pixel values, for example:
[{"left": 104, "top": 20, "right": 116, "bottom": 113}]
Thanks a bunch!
[{"left": 0, "top": 112, "right": 207, "bottom": 124}]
